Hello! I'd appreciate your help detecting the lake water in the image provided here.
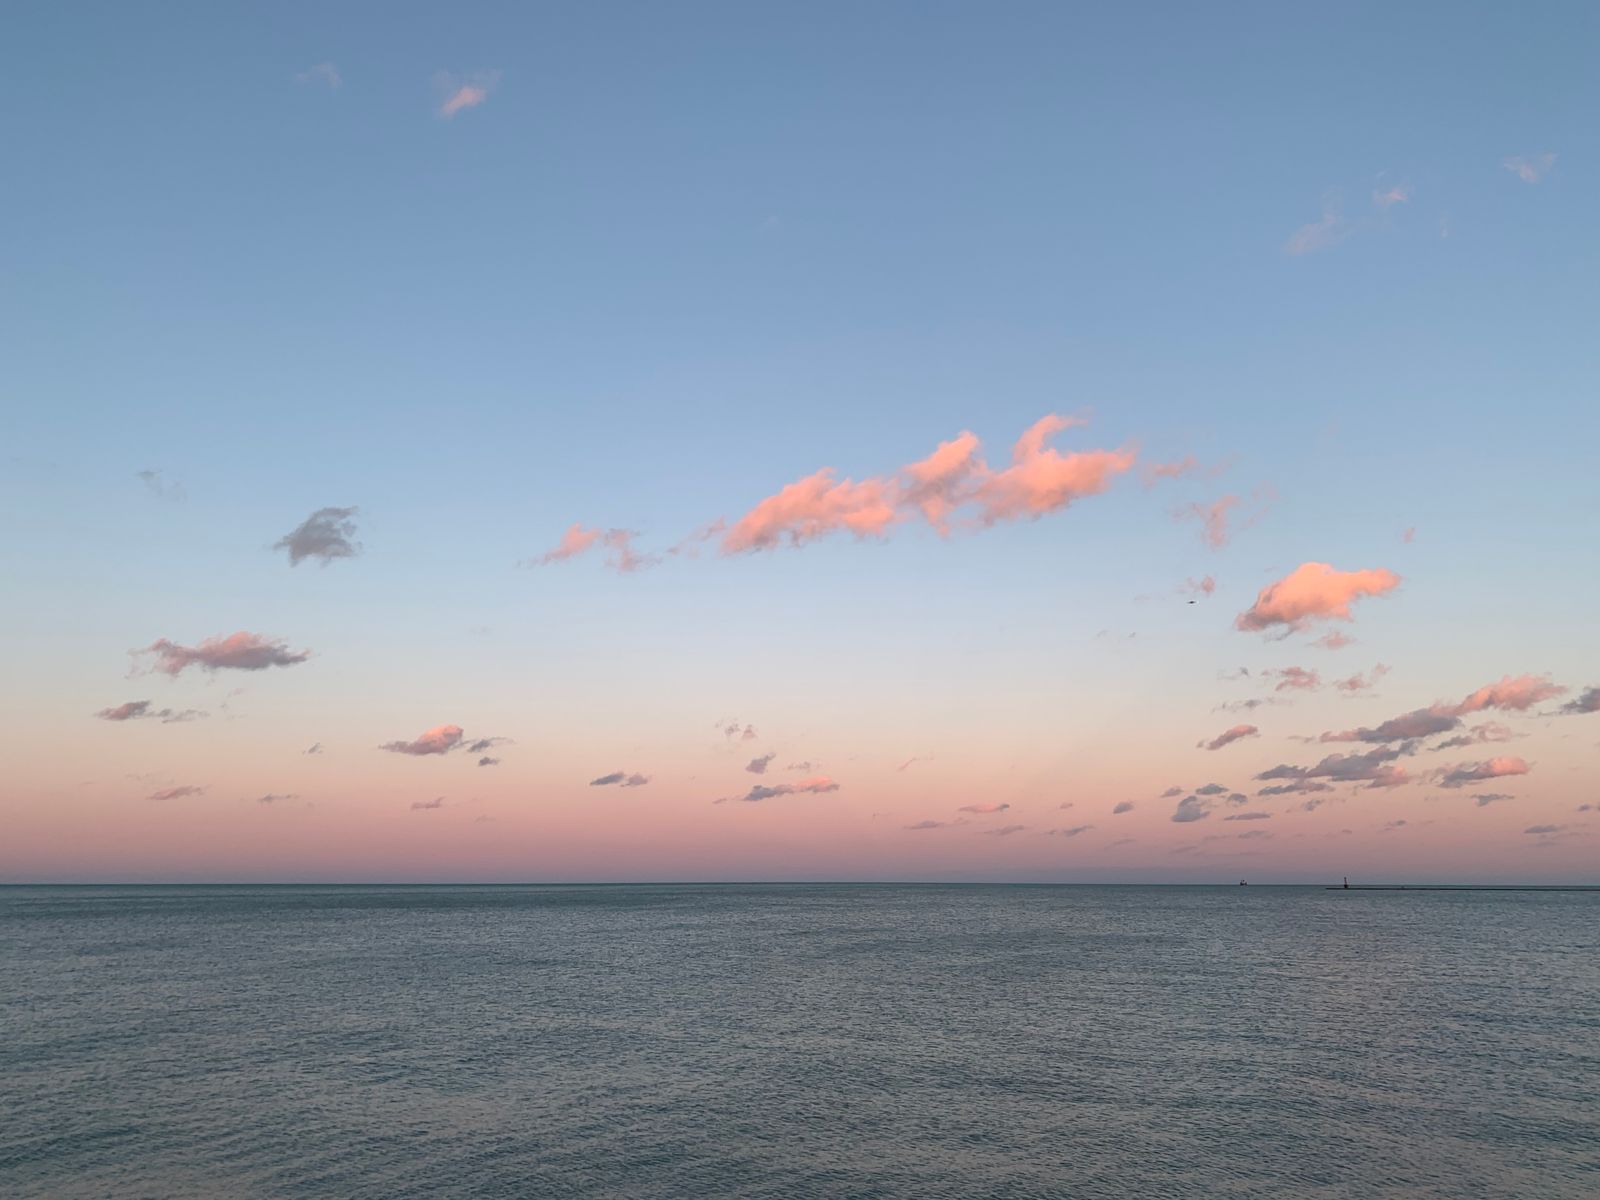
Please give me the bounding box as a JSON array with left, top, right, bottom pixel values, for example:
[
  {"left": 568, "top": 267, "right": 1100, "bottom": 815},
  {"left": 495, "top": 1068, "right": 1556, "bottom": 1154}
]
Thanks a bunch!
[{"left": 2, "top": 884, "right": 1596, "bottom": 1198}]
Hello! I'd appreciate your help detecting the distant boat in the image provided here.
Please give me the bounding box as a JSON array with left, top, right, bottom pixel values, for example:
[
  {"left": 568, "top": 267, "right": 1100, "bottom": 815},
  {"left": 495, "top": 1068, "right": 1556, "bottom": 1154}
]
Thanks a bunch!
[{"left": 1238, "top": 879, "right": 1248, "bottom": 886}]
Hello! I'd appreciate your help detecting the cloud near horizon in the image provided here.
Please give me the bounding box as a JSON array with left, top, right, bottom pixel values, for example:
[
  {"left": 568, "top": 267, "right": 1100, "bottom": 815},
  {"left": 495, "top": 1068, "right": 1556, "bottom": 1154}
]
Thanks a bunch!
[
  {"left": 275, "top": 507, "right": 360, "bottom": 566},
  {"left": 1434, "top": 756, "right": 1531, "bottom": 789},
  {"left": 137, "top": 632, "right": 311, "bottom": 676},
  {"left": 720, "top": 776, "right": 840, "bottom": 803},
  {"left": 148, "top": 785, "right": 204, "bottom": 800},
  {"left": 1257, "top": 745, "right": 1412, "bottom": 790},
  {"left": 591, "top": 771, "right": 651, "bottom": 787}
]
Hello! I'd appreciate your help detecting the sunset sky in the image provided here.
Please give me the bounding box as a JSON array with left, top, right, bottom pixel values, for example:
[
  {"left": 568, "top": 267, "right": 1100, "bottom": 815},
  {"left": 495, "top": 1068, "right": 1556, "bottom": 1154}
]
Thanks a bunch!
[{"left": 3, "top": 3, "right": 1596, "bottom": 882}]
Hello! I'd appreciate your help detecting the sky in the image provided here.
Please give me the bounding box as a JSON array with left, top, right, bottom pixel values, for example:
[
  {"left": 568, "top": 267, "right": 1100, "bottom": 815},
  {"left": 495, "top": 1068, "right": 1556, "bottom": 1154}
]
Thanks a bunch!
[{"left": 2, "top": 2, "right": 1597, "bottom": 883}]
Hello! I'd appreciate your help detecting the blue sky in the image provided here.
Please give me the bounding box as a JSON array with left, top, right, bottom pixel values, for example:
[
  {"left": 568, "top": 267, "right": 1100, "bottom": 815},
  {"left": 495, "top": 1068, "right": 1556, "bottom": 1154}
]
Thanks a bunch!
[{"left": 2, "top": 3, "right": 1596, "bottom": 881}]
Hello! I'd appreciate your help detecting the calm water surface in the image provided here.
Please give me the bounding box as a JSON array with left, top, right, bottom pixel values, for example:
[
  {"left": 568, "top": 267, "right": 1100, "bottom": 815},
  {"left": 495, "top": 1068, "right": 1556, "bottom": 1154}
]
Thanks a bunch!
[{"left": 3, "top": 885, "right": 1597, "bottom": 1198}]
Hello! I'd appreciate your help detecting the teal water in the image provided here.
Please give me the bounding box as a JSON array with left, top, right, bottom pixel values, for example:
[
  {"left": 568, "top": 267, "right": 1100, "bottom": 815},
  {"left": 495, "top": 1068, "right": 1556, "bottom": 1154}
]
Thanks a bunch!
[{"left": 2, "top": 885, "right": 1596, "bottom": 1198}]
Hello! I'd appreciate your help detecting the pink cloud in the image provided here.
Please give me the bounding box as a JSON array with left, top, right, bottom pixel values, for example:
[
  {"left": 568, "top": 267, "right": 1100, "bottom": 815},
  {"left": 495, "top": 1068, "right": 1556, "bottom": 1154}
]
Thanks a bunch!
[
  {"left": 1455, "top": 674, "right": 1566, "bottom": 714},
  {"left": 1199, "top": 724, "right": 1259, "bottom": 751},
  {"left": 1175, "top": 495, "right": 1241, "bottom": 549},
  {"left": 1184, "top": 575, "right": 1217, "bottom": 597},
  {"left": 1401, "top": 527, "right": 1416, "bottom": 544},
  {"left": 138, "top": 632, "right": 311, "bottom": 676},
  {"left": 1503, "top": 153, "right": 1556, "bottom": 184},
  {"left": 1372, "top": 185, "right": 1411, "bottom": 208},
  {"left": 379, "top": 724, "right": 465, "bottom": 756},
  {"left": 721, "top": 469, "right": 899, "bottom": 553},
  {"left": 1235, "top": 562, "right": 1401, "bottom": 634},
  {"left": 1435, "top": 756, "right": 1531, "bottom": 789},
  {"left": 1285, "top": 200, "right": 1348, "bottom": 256},
  {"left": 1334, "top": 663, "right": 1390, "bottom": 693},
  {"left": 1266, "top": 666, "right": 1321, "bottom": 692},
  {"left": 1313, "top": 630, "right": 1355, "bottom": 650},
  {"left": 438, "top": 70, "right": 499, "bottom": 118},
  {"left": 969, "top": 415, "right": 1136, "bottom": 525},
  {"left": 900, "top": 431, "right": 984, "bottom": 533},
  {"left": 533, "top": 523, "right": 655, "bottom": 572},
  {"left": 1141, "top": 456, "right": 1200, "bottom": 485}
]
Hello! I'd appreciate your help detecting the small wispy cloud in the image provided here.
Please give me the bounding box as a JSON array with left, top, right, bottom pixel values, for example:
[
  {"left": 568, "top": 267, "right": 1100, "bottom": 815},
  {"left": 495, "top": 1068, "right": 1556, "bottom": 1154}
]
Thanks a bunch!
[
  {"left": 275, "top": 507, "right": 360, "bottom": 566},
  {"left": 437, "top": 69, "right": 499, "bottom": 118},
  {"left": 1502, "top": 153, "right": 1556, "bottom": 184},
  {"left": 718, "top": 776, "right": 839, "bottom": 803},
  {"left": 1372, "top": 184, "right": 1411, "bottom": 208},
  {"left": 135, "top": 469, "right": 184, "bottom": 501},
  {"left": 411, "top": 797, "right": 445, "bottom": 811},
  {"left": 1113, "top": 801, "right": 1135, "bottom": 814},
  {"left": 981, "top": 824, "right": 1028, "bottom": 837},
  {"left": 1199, "top": 724, "right": 1258, "bottom": 752},
  {"left": 1285, "top": 198, "right": 1349, "bottom": 256},
  {"left": 95, "top": 700, "right": 205, "bottom": 724},
  {"left": 255, "top": 793, "right": 299, "bottom": 805},
  {"left": 591, "top": 771, "right": 650, "bottom": 788},
  {"left": 1049, "top": 824, "right": 1095, "bottom": 838},
  {"left": 745, "top": 753, "right": 775, "bottom": 775},
  {"left": 148, "top": 785, "right": 204, "bottom": 801},
  {"left": 958, "top": 802, "right": 1010, "bottom": 814},
  {"left": 295, "top": 62, "right": 341, "bottom": 89},
  {"left": 528, "top": 523, "right": 656, "bottom": 573}
]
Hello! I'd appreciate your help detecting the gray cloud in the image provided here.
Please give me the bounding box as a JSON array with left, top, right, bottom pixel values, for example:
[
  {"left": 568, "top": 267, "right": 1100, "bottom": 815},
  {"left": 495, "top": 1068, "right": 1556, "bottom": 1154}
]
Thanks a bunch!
[
  {"left": 1473, "top": 793, "right": 1513, "bottom": 807},
  {"left": 148, "top": 785, "right": 204, "bottom": 800},
  {"left": 255, "top": 793, "right": 299, "bottom": 804},
  {"left": 745, "top": 753, "right": 775, "bottom": 775},
  {"left": 1050, "top": 824, "right": 1095, "bottom": 838},
  {"left": 1255, "top": 746, "right": 1411, "bottom": 790},
  {"left": 591, "top": 771, "right": 651, "bottom": 788},
  {"left": 136, "top": 469, "right": 185, "bottom": 501},
  {"left": 478, "top": 757, "right": 500, "bottom": 767},
  {"left": 721, "top": 776, "right": 840, "bottom": 803},
  {"left": 1562, "top": 686, "right": 1600, "bottom": 714},
  {"left": 275, "top": 506, "right": 361, "bottom": 566},
  {"left": 1171, "top": 794, "right": 1213, "bottom": 823},
  {"left": 1224, "top": 811, "right": 1272, "bottom": 821},
  {"left": 411, "top": 797, "right": 445, "bottom": 810},
  {"left": 95, "top": 700, "right": 205, "bottom": 724},
  {"left": 981, "top": 824, "right": 1028, "bottom": 837},
  {"left": 1113, "top": 801, "right": 1134, "bottom": 814}
]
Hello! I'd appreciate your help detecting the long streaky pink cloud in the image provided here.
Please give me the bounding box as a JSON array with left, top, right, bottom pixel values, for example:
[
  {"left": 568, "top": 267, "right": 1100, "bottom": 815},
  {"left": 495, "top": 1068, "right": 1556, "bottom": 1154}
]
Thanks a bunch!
[
  {"left": 1199, "top": 724, "right": 1258, "bottom": 751},
  {"left": 1320, "top": 674, "right": 1564, "bottom": 744},
  {"left": 380, "top": 724, "right": 465, "bottom": 756},
  {"left": 138, "top": 632, "right": 311, "bottom": 676},
  {"left": 1235, "top": 562, "right": 1400, "bottom": 634},
  {"left": 720, "top": 414, "right": 1135, "bottom": 554},
  {"left": 1435, "top": 756, "right": 1531, "bottom": 788}
]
